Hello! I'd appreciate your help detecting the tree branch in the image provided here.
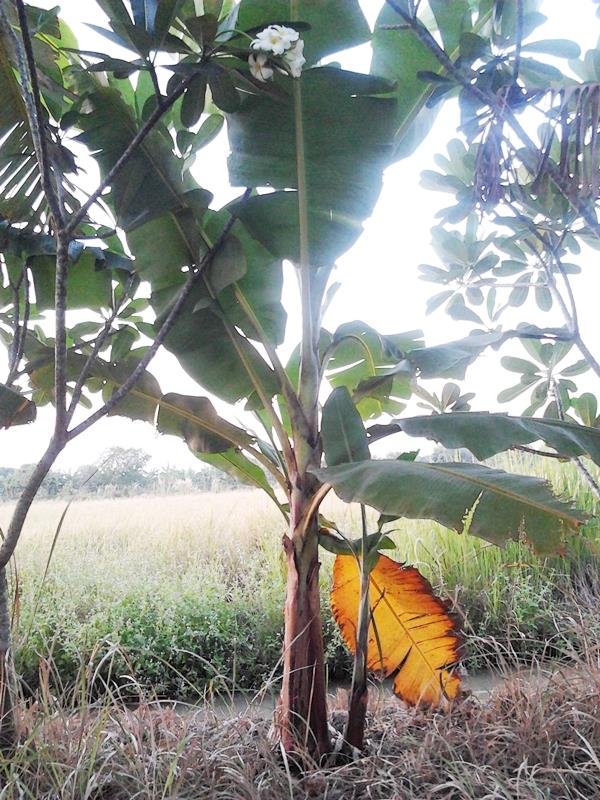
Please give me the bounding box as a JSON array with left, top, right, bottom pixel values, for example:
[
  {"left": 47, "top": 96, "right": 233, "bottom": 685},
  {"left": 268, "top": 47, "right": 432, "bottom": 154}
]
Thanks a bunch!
[
  {"left": 507, "top": 209, "right": 600, "bottom": 382},
  {"left": 0, "top": 2, "right": 71, "bottom": 437},
  {"left": 66, "top": 275, "right": 136, "bottom": 423},
  {"left": 147, "top": 61, "right": 164, "bottom": 109},
  {"left": 554, "top": 255, "right": 579, "bottom": 334},
  {"left": 551, "top": 377, "right": 600, "bottom": 502},
  {"left": 513, "top": 0, "right": 524, "bottom": 86},
  {"left": 66, "top": 209, "right": 241, "bottom": 440},
  {"left": 64, "top": 73, "right": 194, "bottom": 236},
  {"left": 53, "top": 233, "right": 69, "bottom": 438},
  {"left": 6, "top": 266, "right": 30, "bottom": 386},
  {"left": 510, "top": 215, "right": 576, "bottom": 333},
  {"left": 0, "top": 438, "right": 65, "bottom": 569},
  {"left": 384, "top": 0, "right": 600, "bottom": 242},
  {"left": 7, "top": 281, "right": 21, "bottom": 383},
  {"left": 574, "top": 334, "right": 600, "bottom": 384}
]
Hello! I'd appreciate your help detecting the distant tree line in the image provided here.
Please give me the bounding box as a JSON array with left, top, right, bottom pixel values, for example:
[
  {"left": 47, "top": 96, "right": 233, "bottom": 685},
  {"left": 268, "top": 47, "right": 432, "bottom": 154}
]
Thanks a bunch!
[
  {"left": 0, "top": 445, "right": 479, "bottom": 502},
  {"left": 0, "top": 447, "right": 242, "bottom": 500}
]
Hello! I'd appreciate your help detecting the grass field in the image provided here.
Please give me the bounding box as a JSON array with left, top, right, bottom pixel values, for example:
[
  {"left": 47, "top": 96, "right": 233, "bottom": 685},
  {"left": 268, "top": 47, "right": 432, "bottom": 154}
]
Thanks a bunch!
[
  {"left": 1, "top": 453, "right": 599, "bottom": 699},
  {"left": 0, "top": 456, "right": 599, "bottom": 797}
]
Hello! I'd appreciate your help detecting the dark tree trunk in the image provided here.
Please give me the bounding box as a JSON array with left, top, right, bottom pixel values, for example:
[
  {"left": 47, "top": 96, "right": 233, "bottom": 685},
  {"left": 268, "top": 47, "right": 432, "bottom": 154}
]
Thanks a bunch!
[{"left": 277, "top": 487, "right": 330, "bottom": 761}]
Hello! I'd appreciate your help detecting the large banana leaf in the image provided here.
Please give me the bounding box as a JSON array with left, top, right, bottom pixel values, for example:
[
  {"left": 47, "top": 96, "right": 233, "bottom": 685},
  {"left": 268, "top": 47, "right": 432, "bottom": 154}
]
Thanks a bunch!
[
  {"left": 162, "top": 299, "right": 279, "bottom": 404},
  {"left": 227, "top": 66, "right": 397, "bottom": 267},
  {"left": 396, "top": 412, "right": 600, "bottom": 465},
  {"left": 370, "top": 4, "right": 442, "bottom": 160},
  {"left": 321, "top": 386, "right": 370, "bottom": 467},
  {"left": 73, "top": 81, "right": 283, "bottom": 405},
  {"left": 152, "top": 209, "right": 282, "bottom": 403},
  {"left": 29, "top": 253, "right": 113, "bottom": 311},
  {"left": 74, "top": 85, "right": 204, "bottom": 234},
  {"left": 312, "top": 459, "right": 586, "bottom": 554},
  {"left": 157, "top": 391, "right": 254, "bottom": 453},
  {"left": 325, "top": 323, "right": 423, "bottom": 419},
  {"left": 155, "top": 390, "right": 278, "bottom": 498},
  {"left": 332, "top": 553, "right": 461, "bottom": 707},
  {"left": 198, "top": 450, "right": 277, "bottom": 498},
  {"left": 0, "top": 221, "right": 133, "bottom": 312}
]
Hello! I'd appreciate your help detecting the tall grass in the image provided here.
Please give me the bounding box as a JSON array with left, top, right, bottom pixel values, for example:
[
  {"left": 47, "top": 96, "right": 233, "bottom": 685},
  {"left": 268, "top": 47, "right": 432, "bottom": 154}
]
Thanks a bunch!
[
  {"left": 0, "top": 456, "right": 598, "bottom": 797},
  {"left": 1, "top": 632, "right": 600, "bottom": 798},
  {"left": 0, "top": 454, "right": 598, "bottom": 696}
]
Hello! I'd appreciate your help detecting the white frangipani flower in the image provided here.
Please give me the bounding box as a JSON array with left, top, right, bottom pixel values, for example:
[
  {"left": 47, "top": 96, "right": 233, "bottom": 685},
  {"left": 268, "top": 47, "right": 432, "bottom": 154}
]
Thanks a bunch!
[
  {"left": 282, "top": 38, "right": 305, "bottom": 78},
  {"left": 248, "top": 52, "right": 274, "bottom": 82},
  {"left": 248, "top": 25, "right": 304, "bottom": 80},
  {"left": 251, "top": 24, "right": 299, "bottom": 56}
]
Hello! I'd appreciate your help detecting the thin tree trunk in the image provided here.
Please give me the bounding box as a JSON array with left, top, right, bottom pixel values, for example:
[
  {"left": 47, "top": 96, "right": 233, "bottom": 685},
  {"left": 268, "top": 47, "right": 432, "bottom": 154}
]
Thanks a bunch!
[
  {"left": 344, "top": 505, "right": 371, "bottom": 751},
  {"left": 277, "top": 485, "right": 329, "bottom": 761},
  {"left": 0, "top": 568, "right": 16, "bottom": 752},
  {"left": 344, "top": 570, "right": 370, "bottom": 750}
]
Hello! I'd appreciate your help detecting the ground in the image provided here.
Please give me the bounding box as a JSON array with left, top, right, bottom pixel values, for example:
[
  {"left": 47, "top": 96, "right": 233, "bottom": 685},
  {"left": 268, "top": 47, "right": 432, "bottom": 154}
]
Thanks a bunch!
[{"left": 4, "top": 662, "right": 600, "bottom": 798}]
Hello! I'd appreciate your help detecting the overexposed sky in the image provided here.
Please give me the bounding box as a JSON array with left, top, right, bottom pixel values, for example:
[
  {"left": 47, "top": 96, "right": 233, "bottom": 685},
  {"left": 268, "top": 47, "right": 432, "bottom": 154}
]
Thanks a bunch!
[{"left": 2, "top": 0, "right": 599, "bottom": 471}]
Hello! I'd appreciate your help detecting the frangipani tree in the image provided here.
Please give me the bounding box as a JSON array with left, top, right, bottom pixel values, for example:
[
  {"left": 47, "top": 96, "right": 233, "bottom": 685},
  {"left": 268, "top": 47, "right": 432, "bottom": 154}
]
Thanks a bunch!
[
  {"left": 1, "top": 0, "right": 599, "bottom": 760},
  {"left": 388, "top": 0, "right": 600, "bottom": 492}
]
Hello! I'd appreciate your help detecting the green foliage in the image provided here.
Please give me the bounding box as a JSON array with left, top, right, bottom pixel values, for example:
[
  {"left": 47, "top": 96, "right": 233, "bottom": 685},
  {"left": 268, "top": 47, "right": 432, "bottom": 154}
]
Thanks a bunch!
[
  {"left": 8, "top": 453, "right": 600, "bottom": 696},
  {"left": 411, "top": 2, "right": 600, "bottom": 426},
  {"left": 228, "top": 68, "right": 397, "bottom": 266},
  {"left": 314, "top": 459, "right": 585, "bottom": 554},
  {"left": 0, "top": 5, "right": 80, "bottom": 226},
  {"left": 497, "top": 340, "right": 589, "bottom": 420},
  {"left": 0, "top": 383, "right": 35, "bottom": 428},
  {"left": 397, "top": 411, "right": 600, "bottom": 465},
  {"left": 15, "top": 577, "right": 350, "bottom": 700},
  {"left": 321, "top": 387, "right": 370, "bottom": 467}
]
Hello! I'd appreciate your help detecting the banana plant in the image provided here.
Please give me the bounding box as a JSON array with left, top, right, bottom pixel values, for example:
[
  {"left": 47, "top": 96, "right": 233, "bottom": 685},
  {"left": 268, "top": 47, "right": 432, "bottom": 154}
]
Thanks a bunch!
[{"left": 2, "top": 0, "right": 599, "bottom": 761}]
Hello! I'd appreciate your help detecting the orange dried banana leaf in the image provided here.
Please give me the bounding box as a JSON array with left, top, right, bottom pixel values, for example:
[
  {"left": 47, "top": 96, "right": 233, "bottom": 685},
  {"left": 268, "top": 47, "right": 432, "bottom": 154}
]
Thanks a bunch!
[{"left": 331, "top": 553, "right": 461, "bottom": 707}]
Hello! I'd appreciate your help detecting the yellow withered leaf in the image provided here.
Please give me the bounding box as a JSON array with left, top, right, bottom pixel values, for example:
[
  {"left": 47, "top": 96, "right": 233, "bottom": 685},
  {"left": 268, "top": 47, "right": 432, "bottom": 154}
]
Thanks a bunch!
[{"left": 331, "top": 553, "right": 461, "bottom": 707}]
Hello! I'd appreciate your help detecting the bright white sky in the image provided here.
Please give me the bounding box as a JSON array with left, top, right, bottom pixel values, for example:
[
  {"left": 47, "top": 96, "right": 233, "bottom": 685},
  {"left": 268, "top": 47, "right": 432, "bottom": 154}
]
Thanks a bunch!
[{"left": 2, "top": 0, "right": 599, "bottom": 471}]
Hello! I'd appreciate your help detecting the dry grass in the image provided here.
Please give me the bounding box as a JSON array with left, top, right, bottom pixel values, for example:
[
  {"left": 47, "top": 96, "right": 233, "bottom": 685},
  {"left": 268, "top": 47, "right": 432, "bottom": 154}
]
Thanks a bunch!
[
  {"left": 0, "top": 461, "right": 598, "bottom": 797},
  {"left": 1, "top": 490, "right": 284, "bottom": 576},
  {"left": 2, "top": 653, "right": 600, "bottom": 799},
  {"left": 1, "top": 478, "right": 599, "bottom": 696}
]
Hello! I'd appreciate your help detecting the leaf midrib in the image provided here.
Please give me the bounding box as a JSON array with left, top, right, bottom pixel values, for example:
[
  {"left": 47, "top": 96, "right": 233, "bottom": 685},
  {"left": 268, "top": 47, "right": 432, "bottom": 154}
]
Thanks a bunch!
[{"left": 370, "top": 571, "right": 455, "bottom": 686}]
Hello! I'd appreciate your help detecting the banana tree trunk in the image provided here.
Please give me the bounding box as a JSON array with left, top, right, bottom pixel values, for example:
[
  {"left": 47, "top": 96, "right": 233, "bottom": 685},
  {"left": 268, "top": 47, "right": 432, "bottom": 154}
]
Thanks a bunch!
[
  {"left": 0, "top": 568, "right": 16, "bottom": 752},
  {"left": 344, "top": 556, "right": 370, "bottom": 750},
  {"left": 277, "top": 483, "right": 330, "bottom": 760}
]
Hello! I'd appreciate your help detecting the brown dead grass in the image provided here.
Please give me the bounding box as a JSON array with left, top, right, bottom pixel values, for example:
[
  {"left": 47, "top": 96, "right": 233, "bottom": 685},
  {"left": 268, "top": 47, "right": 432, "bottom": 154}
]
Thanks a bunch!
[{"left": 2, "top": 661, "right": 600, "bottom": 799}]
